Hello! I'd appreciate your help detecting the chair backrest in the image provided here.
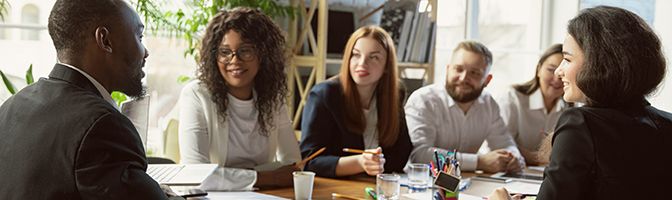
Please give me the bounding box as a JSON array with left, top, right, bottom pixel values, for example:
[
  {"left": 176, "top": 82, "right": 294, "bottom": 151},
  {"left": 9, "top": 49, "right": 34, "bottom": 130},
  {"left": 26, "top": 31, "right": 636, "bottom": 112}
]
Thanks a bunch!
[{"left": 163, "top": 119, "right": 180, "bottom": 163}]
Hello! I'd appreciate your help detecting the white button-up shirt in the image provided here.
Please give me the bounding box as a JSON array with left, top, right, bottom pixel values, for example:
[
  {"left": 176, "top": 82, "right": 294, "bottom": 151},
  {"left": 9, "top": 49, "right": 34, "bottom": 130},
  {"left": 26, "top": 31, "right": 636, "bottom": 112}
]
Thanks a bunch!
[
  {"left": 497, "top": 88, "right": 568, "bottom": 155},
  {"left": 405, "top": 83, "right": 522, "bottom": 171}
]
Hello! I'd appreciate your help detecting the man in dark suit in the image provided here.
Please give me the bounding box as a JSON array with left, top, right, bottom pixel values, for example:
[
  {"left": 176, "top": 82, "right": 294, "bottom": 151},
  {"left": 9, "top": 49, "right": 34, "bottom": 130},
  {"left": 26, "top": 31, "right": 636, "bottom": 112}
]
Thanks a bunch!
[{"left": 0, "top": 0, "right": 173, "bottom": 199}]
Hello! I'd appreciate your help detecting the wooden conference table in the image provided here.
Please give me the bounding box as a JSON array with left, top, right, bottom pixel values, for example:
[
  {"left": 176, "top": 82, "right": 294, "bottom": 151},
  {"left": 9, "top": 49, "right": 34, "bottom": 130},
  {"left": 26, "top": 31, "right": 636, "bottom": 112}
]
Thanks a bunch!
[
  {"left": 260, "top": 175, "right": 378, "bottom": 199},
  {"left": 258, "top": 168, "right": 542, "bottom": 199}
]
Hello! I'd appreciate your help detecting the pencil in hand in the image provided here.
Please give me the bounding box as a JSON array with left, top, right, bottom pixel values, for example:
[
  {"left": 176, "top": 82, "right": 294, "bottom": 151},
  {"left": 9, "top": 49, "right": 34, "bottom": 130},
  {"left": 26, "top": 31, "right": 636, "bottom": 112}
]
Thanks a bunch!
[
  {"left": 342, "top": 148, "right": 380, "bottom": 155},
  {"left": 296, "top": 147, "right": 326, "bottom": 168}
]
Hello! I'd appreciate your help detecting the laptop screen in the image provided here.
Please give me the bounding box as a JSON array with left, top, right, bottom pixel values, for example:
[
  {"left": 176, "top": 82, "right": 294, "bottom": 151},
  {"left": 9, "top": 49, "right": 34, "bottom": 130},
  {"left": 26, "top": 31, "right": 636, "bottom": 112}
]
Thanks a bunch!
[{"left": 120, "top": 95, "right": 150, "bottom": 148}]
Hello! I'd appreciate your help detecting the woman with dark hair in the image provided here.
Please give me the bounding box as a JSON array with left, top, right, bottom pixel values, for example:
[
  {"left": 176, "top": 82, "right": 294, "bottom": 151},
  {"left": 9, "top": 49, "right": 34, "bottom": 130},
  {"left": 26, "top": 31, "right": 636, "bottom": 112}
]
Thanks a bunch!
[
  {"left": 178, "top": 7, "right": 300, "bottom": 190},
  {"left": 300, "top": 26, "right": 412, "bottom": 178},
  {"left": 497, "top": 44, "right": 569, "bottom": 166},
  {"left": 490, "top": 6, "right": 671, "bottom": 200}
]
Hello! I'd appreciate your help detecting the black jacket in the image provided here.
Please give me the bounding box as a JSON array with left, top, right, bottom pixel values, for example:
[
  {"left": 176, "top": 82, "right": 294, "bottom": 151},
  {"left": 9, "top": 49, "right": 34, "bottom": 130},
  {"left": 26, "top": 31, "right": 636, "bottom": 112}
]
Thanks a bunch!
[
  {"left": 538, "top": 104, "right": 672, "bottom": 200},
  {"left": 0, "top": 64, "right": 166, "bottom": 199},
  {"left": 299, "top": 79, "right": 413, "bottom": 178}
]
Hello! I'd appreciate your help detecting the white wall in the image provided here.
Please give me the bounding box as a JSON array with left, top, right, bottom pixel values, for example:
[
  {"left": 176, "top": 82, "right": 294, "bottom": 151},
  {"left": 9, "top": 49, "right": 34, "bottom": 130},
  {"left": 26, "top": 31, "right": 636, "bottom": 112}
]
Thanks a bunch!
[{"left": 650, "top": 0, "right": 672, "bottom": 111}]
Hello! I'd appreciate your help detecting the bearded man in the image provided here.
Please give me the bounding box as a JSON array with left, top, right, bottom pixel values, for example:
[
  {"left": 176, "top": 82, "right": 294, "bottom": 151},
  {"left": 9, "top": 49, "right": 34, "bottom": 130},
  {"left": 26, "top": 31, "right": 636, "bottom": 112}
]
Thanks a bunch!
[{"left": 405, "top": 41, "right": 525, "bottom": 173}]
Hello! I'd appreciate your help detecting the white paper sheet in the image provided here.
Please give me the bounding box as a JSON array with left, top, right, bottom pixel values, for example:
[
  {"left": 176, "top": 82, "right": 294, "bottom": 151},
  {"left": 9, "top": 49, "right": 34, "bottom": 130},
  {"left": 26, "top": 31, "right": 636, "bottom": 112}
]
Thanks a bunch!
[{"left": 204, "top": 192, "right": 289, "bottom": 200}]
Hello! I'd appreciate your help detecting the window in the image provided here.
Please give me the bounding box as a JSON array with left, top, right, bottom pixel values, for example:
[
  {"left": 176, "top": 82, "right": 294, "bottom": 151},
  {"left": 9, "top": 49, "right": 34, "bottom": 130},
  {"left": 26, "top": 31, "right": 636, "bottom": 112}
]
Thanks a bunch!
[
  {"left": 0, "top": 9, "right": 8, "bottom": 40},
  {"left": 580, "top": 0, "right": 656, "bottom": 25},
  {"left": 478, "top": 0, "right": 543, "bottom": 98},
  {"left": 21, "top": 4, "right": 39, "bottom": 40},
  {"left": 435, "top": 0, "right": 543, "bottom": 98},
  {"left": 433, "top": 0, "right": 466, "bottom": 84}
]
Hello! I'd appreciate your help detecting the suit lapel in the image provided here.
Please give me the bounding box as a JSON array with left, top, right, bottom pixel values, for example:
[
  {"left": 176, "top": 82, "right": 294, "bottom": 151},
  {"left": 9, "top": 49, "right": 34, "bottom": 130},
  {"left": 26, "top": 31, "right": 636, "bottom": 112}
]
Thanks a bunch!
[{"left": 48, "top": 64, "right": 102, "bottom": 98}]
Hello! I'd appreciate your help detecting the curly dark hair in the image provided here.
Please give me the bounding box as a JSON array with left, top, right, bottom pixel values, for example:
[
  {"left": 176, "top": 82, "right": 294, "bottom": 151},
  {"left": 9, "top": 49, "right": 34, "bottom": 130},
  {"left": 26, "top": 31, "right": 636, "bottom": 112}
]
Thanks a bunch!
[{"left": 198, "top": 7, "right": 288, "bottom": 136}]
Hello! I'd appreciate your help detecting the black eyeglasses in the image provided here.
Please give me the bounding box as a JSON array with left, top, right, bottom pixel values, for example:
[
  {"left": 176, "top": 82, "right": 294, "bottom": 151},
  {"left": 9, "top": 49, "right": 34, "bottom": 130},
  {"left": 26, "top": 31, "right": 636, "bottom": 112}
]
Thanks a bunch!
[{"left": 217, "top": 46, "right": 256, "bottom": 63}]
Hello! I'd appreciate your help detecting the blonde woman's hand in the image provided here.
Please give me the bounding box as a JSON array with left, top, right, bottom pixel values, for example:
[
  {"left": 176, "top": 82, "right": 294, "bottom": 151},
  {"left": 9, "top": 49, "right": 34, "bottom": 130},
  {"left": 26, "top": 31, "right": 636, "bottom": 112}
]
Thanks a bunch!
[{"left": 358, "top": 147, "right": 385, "bottom": 176}]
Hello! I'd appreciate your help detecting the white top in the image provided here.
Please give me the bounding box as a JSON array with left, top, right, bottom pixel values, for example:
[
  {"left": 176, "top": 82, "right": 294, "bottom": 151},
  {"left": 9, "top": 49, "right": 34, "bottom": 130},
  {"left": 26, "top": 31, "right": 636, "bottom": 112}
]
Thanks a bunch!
[
  {"left": 497, "top": 88, "right": 568, "bottom": 153},
  {"left": 404, "top": 83, "right": 523, "bottom": 171},
  {"left": 178, "top": 81, "right": 301, "bottom": 190},
  {"left": 362, "top": 99, "right": 379, "bottom": 149},
  {"left": 59, "top": 62, "right": 119, "bottom": 110},
  {"left": 225, "top": 93, "right": 269, "bottom": 169}
]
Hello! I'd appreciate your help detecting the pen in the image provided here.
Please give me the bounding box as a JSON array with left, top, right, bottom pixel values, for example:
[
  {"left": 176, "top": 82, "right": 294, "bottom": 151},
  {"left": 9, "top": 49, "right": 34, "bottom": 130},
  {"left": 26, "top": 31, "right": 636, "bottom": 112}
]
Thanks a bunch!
[
  {"left": 471, "top": 176, "right": 512, "bottom": 183},
  {"left": 332, "top": 193, "right": 366, "bottom": 200},
  {"left": 342, "top": 148, "right": 380, "bottom": 155},
  {"left": 434, "top": 149, "right": 440, "bottom": 169},
  {"left": 480, "top": 193, "right": 537, "bottom": 200},
  {"left": 458, "top": 179, "right": 471, "bottom": 191},
  {"left": 512, "top": 193, "right": 537, "bottom": 198}
]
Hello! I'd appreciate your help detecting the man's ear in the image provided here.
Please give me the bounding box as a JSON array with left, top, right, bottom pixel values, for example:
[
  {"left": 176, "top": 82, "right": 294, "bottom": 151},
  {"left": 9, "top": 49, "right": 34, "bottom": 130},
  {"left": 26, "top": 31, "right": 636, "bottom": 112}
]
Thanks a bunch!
[
  {"left": 483, "top": 74, "right": 493, "bottom": 87},
  {"left": 95, "top": 26, "right": 113, "bottom": 53}
]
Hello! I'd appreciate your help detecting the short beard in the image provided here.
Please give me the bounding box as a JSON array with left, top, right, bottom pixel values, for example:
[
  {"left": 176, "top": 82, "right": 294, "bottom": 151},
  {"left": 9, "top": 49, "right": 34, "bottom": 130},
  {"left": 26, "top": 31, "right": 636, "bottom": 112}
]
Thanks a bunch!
[
  {"left": 122, "top": 77, "right": 146, "bottom": 99},
  {"left": 446, "top": 82, "right": 484, "bottom": 103}
]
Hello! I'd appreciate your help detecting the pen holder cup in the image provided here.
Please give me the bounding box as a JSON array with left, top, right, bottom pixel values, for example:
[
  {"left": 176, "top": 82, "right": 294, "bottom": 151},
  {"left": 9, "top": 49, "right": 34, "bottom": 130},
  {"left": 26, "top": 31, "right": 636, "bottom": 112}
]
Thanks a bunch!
[
  {"left": 431, "top": 169, "right": 461, "bottom": 200},
  {"left": 432, "top": 186, "right": 458, "bottom": 200}
]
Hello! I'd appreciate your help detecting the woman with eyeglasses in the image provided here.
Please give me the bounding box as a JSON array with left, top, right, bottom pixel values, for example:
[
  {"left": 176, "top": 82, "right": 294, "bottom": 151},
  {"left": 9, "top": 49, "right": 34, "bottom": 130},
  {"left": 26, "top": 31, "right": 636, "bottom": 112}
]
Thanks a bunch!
[
  {"left": 178, "top": 7, "right": 300, "bottom": 190},
  {"left": 299, "top": 26, "right": 412, "bottom": 178}
]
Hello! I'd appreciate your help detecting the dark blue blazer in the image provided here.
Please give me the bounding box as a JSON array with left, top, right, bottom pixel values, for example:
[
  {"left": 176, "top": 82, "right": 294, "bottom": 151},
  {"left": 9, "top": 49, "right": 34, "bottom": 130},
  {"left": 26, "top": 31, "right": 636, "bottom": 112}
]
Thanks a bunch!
[
  {"left": 300, "top": 79, "right": 412, "bottom": 178},
  {"left": 0, "top": 64, "right": 167, "bottom": 199},
  {"left": 538, "top": 103, "right": 671, "bottom": 200}
]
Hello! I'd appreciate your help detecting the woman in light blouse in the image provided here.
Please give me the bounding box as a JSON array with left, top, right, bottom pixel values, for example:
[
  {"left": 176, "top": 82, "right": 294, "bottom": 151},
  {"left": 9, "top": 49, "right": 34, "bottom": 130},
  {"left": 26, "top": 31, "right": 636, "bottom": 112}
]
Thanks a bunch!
[
  {"left": 178, "top": 7, "right": 300, "bottom": 190},
  {"left": 497, "top": 44, "right": 569, "bottom": 165}
]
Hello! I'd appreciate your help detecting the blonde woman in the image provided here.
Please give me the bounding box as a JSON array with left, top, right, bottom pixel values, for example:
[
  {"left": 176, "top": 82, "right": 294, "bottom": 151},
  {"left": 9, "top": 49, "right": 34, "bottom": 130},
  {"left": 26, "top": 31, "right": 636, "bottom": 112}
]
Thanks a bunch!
[{"left": 300, "top": 26, "right": 412, "bottom": 178}]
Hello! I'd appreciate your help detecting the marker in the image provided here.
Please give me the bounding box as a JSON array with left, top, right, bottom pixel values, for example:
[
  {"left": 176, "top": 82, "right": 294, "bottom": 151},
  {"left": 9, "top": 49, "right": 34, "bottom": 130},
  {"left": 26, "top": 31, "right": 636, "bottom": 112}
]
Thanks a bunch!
[{"left": 365, "top": 187, "right": 377, "bottom": 199}]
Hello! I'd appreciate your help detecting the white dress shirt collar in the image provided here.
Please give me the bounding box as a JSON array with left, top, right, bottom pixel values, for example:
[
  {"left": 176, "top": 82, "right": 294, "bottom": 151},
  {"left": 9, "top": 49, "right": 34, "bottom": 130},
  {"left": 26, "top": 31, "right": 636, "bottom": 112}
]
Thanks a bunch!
[
  {"left": 528, "top": 88, "right": 565, "bottom": 114},
  {"left": 58, "top": 63, "right": 119, "bottom": 110}
]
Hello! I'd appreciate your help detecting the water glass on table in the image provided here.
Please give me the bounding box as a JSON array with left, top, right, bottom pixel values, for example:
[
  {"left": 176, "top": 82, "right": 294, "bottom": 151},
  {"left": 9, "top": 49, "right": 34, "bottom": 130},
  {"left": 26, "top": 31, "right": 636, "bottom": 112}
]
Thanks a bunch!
[
  {"left": 408, "top": 163, "right": 430, "bottom": 192},
  {"left": 377, "top": 173, "right": 400, "bottom": 200}
]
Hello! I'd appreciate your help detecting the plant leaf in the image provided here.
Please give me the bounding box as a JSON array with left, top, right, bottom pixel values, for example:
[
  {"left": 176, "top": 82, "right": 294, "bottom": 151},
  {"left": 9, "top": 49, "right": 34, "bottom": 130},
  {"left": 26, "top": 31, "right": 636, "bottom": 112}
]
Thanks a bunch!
[
  {"left": 25, "top": 64, "right": 34, "bottom": 85},
  {"left": 0, "top": 69, "right": 17, "bottom": 95},
  {"left": 177, "top": 75, "right": 192, "bottom": 84},
  {"left": 111, "top": 91, "right": 128, "bottom": 107}
]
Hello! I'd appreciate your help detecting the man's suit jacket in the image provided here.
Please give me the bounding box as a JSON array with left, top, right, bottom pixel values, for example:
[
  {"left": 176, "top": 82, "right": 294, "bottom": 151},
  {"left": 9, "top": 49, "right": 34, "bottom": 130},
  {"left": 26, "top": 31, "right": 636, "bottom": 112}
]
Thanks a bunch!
[
  {"left": 300, "top": 79, "right": 413, "bottom": 178},
  {"left": 538, "top": 103, "right": 672, "bottom": 200},
  {"left": 0, "top": 64, "right": 166, "bottom": 199}
]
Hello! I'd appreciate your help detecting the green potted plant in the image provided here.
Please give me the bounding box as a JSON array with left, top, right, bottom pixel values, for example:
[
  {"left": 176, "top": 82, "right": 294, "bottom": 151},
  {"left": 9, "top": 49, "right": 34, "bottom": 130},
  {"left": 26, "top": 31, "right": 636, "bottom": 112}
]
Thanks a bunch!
[
  {"left": 0, "top": 0, "right": 8, "bottom": 20},
  {"left": 1, "top": 64, "right": 129, "bottom": 106},
  {"left": 133, "top": 0, "right": 295, "bottom": 59},
  {"left": 1, "top": 64, "right": 34, "bottom": 95}
]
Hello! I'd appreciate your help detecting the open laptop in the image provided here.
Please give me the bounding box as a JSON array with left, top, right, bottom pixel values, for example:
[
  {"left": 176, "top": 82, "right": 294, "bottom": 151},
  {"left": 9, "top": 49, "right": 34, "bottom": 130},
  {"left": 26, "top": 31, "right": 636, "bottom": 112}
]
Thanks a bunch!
[
  {"left": 120, "top": 96, "right": 218, "bottom": 185},
  {"left": 147, "top": 164, "right": 218, "bottom": 185}
]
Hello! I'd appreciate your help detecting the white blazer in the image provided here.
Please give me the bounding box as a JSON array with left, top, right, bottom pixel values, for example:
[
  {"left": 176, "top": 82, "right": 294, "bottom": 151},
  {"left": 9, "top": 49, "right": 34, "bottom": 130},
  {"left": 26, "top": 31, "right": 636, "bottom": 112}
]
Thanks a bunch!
[{"left": 178, "top": 80, "right": 300, "bottom": 190}]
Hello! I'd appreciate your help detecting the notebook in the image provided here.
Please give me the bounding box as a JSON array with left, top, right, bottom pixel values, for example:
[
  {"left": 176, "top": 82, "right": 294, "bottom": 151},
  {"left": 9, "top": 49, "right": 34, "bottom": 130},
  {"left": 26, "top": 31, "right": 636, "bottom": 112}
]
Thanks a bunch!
[{"left": 148, "top": 164, "right": 218, "bottom": 185}]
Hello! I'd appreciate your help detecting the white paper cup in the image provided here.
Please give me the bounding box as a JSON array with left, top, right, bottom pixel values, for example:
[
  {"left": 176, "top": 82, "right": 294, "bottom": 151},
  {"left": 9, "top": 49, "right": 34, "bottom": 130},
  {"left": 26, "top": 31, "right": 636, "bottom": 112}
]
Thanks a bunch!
[{"left": 293, "top": 171, "right": 315, "bottom": 200}]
